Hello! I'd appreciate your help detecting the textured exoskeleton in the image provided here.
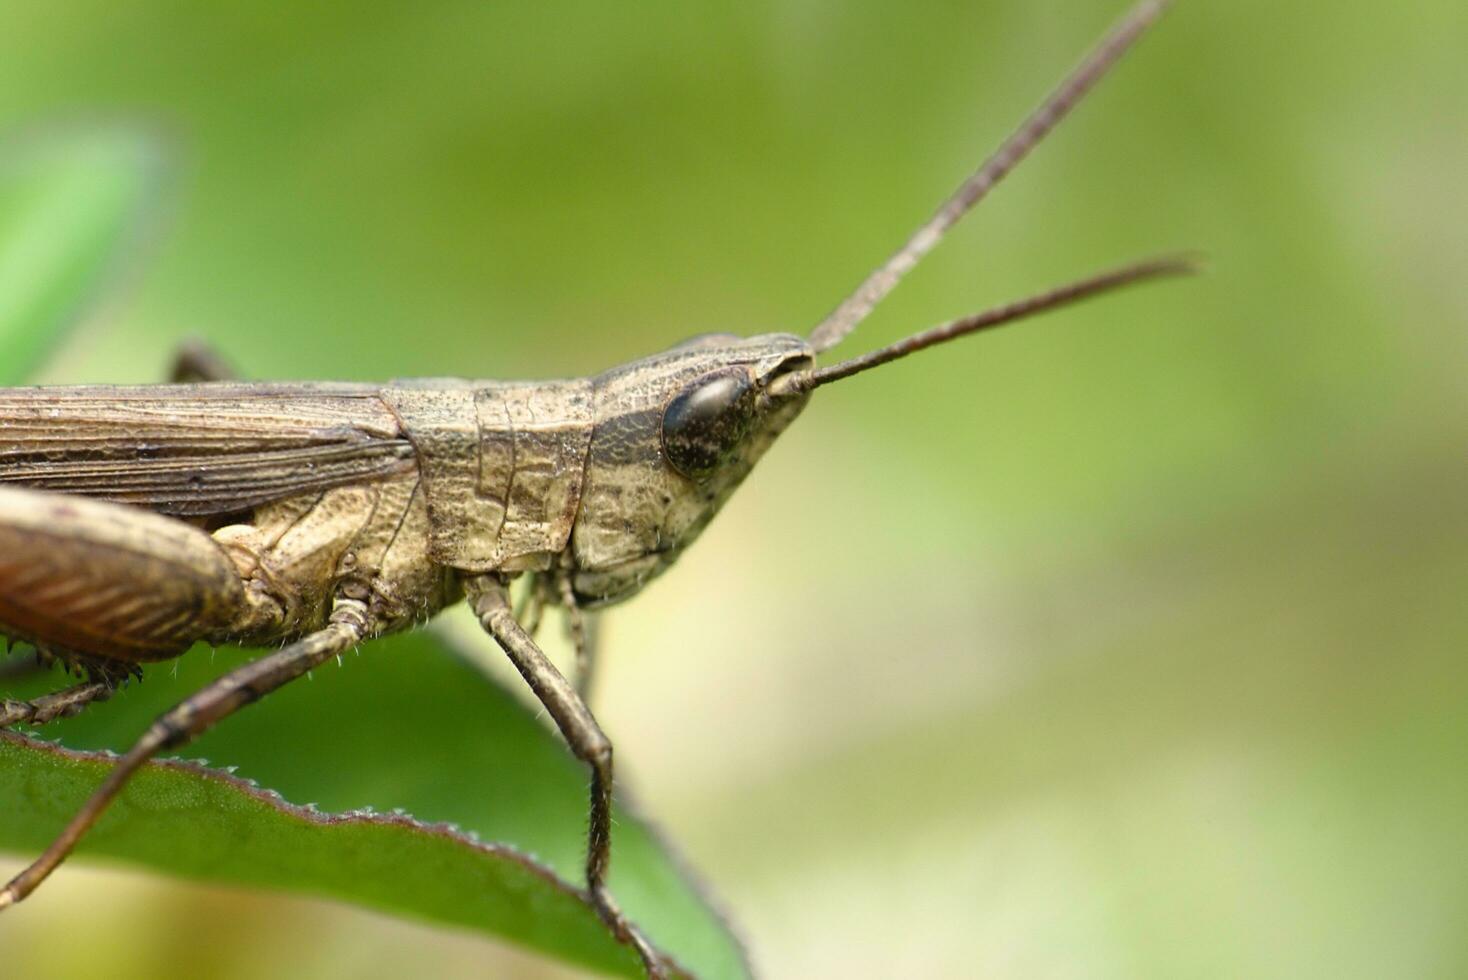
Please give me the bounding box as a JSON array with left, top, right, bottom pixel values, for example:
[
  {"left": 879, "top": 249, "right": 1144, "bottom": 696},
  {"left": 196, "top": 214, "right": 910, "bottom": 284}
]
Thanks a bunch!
[
  {"left": 0, "top": 338, "right": 816, "bottom": 976},
  {"left": 0, "top": 4, "right": 1192, "bottom": 976},
  {"left": 0, "top": 335, "right": 812, "bottom": 669}
]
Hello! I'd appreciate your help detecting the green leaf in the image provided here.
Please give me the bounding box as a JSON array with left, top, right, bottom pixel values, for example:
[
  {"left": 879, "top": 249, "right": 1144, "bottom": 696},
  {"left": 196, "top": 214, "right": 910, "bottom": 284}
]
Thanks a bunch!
[
  {"left": 0, "top": 126, "right": 165, "bottom": 385},
  {"left": 0, "top": 629, "right": 749, "bottom": 979}
]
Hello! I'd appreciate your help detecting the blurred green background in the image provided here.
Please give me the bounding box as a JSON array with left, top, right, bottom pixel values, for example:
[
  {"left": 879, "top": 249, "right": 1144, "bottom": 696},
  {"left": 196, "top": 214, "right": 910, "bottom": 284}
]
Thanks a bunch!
[{"left": 2, "top": 0, "right": 1466, "bottom": 977}]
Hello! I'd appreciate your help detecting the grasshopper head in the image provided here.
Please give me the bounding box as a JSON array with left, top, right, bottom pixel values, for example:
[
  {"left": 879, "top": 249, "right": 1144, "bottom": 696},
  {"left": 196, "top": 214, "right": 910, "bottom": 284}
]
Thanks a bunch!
[
  {"left": 569, "top": 332, "right": 813, "bottom": 605},
  {"left": 568, "top": 249, "right": 1196, "bottom": 607},
  {"left": 568, "top": 0, "right": 1197, "bottom": 605},
  {"left": 569, "top": 252, "right": 1196, "bottom": 607}
]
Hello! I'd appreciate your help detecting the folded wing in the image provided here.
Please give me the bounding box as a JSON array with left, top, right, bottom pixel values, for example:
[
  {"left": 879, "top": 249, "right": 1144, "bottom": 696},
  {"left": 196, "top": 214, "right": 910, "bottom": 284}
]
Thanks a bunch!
[{"left": 0, "top": 383, "right": 416, "bottom": 517}]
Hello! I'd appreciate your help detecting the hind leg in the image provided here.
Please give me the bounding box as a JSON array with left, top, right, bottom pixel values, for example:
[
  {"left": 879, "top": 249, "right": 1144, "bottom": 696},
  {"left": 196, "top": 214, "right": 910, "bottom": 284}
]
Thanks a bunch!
[
  {"left": 0, "top": 486, "right": 254, "bottom": 728},
  {"left": 0, "top": 485, "right": 250, "bottom": 664},
  {"left": 0, "top": 598, "right": 368, "bottom": 909}
]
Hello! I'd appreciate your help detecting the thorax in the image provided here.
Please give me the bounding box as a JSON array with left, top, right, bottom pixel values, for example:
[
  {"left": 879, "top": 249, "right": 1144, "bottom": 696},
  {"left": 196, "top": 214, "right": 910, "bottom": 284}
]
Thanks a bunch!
[{"left": 380, "top": 378, "right": 594, "bottom": 574}]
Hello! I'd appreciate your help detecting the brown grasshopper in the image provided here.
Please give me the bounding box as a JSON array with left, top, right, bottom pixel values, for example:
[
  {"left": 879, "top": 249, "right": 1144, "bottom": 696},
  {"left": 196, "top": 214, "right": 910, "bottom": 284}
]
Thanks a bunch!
[{"left": 0, "top": 2, "right": 1192, "bottom": 975}]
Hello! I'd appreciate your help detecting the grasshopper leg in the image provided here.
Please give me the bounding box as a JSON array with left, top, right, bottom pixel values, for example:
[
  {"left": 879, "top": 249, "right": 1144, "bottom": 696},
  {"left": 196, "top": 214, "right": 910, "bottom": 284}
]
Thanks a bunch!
[
  {"left": 0, "top": 598, "right": 368, "bottom": 910},
  {"left": 556, "top": 572, "right": 599, "bottom": 701},
  {"left": 1, "top": 679, "right": 114, "bottom": 728},
  {"left": 169, "top": 338, "right": 238, "bottom": 383},
  {"left": 467, "top": 576, "right": 667, "bottom": 979},
  {"left": 0, "top": 486, "right": 249, "bottom": 663},
  {"left": 513, "top": 573, "right": 549, "bottom": 638}
]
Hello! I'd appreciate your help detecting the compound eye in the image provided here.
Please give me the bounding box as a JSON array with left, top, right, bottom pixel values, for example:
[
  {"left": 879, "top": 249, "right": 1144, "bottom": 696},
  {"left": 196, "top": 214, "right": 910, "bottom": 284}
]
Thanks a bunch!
[{"left": 661, "top": 370, "right": 756, "bottom": 481}]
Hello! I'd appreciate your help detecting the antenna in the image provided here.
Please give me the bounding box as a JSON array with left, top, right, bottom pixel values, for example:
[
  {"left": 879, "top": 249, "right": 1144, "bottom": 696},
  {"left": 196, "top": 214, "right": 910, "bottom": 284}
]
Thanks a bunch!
[
  {"left": 789, "top": 254, "right": 1201, "bottom": 392},
  {"left": 807, "top": 0, "right": 1173, "bottom": 353}
]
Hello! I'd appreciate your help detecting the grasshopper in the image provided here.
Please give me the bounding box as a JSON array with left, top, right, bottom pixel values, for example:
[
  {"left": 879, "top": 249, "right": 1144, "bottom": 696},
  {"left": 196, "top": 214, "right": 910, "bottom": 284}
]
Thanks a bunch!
[{"left": 0, "top": 2, "right": 1192, "bottom": 975}]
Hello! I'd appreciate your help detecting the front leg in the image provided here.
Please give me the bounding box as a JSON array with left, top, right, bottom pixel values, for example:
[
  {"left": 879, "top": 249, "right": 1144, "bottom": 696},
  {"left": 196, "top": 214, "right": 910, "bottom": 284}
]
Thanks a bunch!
[
  {"left": 557, "top": 570, "right": 599, "bottom": 701},
  {"left": 465, "top": 575, "right": 666, "bottom": 979}
]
